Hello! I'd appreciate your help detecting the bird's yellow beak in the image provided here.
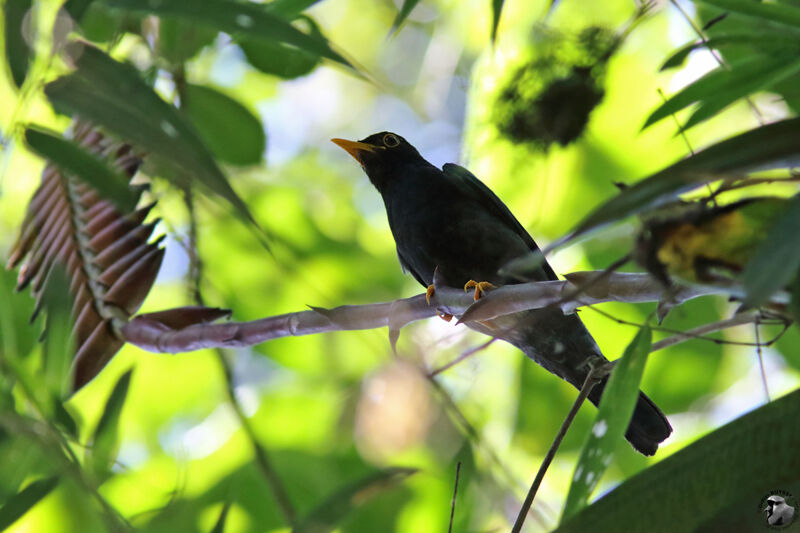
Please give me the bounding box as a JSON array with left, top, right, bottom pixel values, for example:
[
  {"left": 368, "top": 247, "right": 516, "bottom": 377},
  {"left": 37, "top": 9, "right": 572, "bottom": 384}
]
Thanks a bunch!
[{"left": 331, "top": 138, "right": 378, "bottom": 163}]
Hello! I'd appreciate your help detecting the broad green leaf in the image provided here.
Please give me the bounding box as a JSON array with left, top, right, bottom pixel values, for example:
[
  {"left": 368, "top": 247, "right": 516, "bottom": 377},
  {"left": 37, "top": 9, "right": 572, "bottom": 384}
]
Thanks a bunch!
[
  {"left": 553, "top": 118, "right": 800, "bottom": 249},
  {"left": 24, "top": 126, "right": 138, "bottom": 212},
  {"left": 4, "top": 0, "right": 34, "bottom": 88},
  {"left": 101, "top": 0, "right": 351, "bottom": 67},
  {"left": 158, "top": 16, "right": 218, "bottom": 64},
  {"left": 0, "top": 476, "right": 59, "bottom": 530},
  {"left": 644, "top": 55, "right": 800, "bottom": 129},
  {"left": 694, "top": 0, "right": 800, "bottom": 32},
  {"left": 555, "top": 387, "right": 800, "bottom": 532},
  {"left": 183, "top": 84, "right": 266, "bottom": 166},
  {"left": 294, "top": 468, "right": 417, "bottom": 533},
  {"left": 266, "top": 0, "right": 323, "bottom": 19},
  {"left": 40, "top": 266, "right": 75, "bottom": 402},
  {"left": 390, "top": 0, "right": 421, "bottom": 33},
  {"left": 63, "top": 0, "right": 94, "bottom": 22},
  {"left": 561, "top": 326, "right": 652, "bottom": 522},
  {"left": 660, "top": 34, "right": 800, "bottom": 71},
  {"left": 0, "top": 267, "right": 37, "bottom": 361},
  {"left": 491, "top": 0, "right": 505, "bottom": 43},
  {"left": 237, "top": 13, "right": 322, "bottom": 78},
  {"left": 44, "top": 43, "right": 259, "bottom": 229},
  {"left": 90, "top": 369, "right": 132, "bottom": 479},
  {"left": 741, "top": 194, "right": 800, "bottom": 306},
  {"left": 210, "top": 501, "right": 231, "bottom": 533}
]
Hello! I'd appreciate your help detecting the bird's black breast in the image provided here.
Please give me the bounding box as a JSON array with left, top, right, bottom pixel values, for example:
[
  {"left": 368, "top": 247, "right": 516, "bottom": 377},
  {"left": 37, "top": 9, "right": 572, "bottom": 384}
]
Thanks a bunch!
[{"left": 380, "top": 165, "right": 533, "bottom": 289}]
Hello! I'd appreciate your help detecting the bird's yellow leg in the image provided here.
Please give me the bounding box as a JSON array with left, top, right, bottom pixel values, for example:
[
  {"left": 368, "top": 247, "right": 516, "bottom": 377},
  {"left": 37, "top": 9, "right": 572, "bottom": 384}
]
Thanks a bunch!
[
  {"left": 426, "top": 284, "right": 453, "bottom": 322},
  {"left": 464, "top": 280, "right": 496, "bottom": 301}
]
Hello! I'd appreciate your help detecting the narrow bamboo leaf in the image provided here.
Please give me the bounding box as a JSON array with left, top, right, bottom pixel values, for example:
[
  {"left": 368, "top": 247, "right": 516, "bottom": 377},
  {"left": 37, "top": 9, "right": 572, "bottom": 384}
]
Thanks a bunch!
[
  {"left": 680, "top": 58, "right": 800, "bottom": 131},
  {"left": 644, "top": 55, "right": 795, "bottom": 129},
  {"left": 44, "top": 43, "right": 259, "bottom": 229},
  {"left": 553, "top": 118, "right": 800, "bottom": 249},
  {"left": 53, "top": 401, "right": 79, "bottom": 438},
  {"left": 183, "top": 84, "right": 266, "bottom": 166},
  {"left": 556, "top": 387, "right": 800, "bottom": 532},
  {"left": 0, "top": 268, "right": 37, "bottom": 361},
  {"left": 40, "top": 266, "right": 75, "bottom": 402},
  {"left": 390, "top": 0, "right": 421, "bottom": 33},
  {"left": 210, "top": 501, "right": 231, "bottom": 533},
  {"left": 660, "top": 34, "right": 800, "bottom": 71},
  {"left": 491, "top": 0, "right": 505, "bottom": 42},
  {"left": 25, "top": 126, "right": 138, "bottom": 212},
  {"left": 561, "top": 326, "right": 652, "bottom": 522},
  {"left": 265, "top": 0, "right": 323, "bottom": 19},
  {"left": 0, "top": 476, "right": 59, "bottom": 530},
  {"left": 740, "top": 194, "right": 800, "bottom": 306},
  {"left": 694, "top": 0, "right": 800, "bottom": 31},
  {"left": 63, "top": 0, "right": 94, "bottom": 22},
  {"left": 4, "top": 0, "right": 34, "bottom": 88},
  {"left": 90, "top": 369, "right": 133, "bottom": 478},
  {"left": 100, "top": 0, "right": 350, "bottom": 67},
  {"left": 294, "top": 468, "right": 417, "bottom": 533}
]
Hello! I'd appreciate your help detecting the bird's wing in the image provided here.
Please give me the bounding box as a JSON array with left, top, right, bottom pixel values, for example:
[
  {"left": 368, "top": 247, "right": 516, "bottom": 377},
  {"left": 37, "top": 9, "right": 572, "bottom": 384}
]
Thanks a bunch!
[
  {"left": 441, "top": 163, "right": 558, "bottom": 281},
  {"left": 397, "top": 248, "right": 427, "bottom": 286}
]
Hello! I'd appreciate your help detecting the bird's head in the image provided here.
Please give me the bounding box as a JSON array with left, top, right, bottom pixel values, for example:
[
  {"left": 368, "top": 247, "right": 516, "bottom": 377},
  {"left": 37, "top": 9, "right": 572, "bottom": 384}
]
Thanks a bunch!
[{"left": 331, "top": 132, "right": 425, "bottom": 191}]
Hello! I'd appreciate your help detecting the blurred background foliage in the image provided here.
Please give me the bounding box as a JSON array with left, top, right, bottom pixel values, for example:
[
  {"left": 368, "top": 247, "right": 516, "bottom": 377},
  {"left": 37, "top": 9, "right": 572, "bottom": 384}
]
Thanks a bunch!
[{"left": 0, "top": 0, "right": 798, "bottom": 531}]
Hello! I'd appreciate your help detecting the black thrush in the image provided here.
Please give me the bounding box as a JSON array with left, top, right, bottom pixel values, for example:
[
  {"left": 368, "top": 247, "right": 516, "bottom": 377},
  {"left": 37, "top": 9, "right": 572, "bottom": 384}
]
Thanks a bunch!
[{"left": 333, "top": 132, "right": 672, "bottom": 455}]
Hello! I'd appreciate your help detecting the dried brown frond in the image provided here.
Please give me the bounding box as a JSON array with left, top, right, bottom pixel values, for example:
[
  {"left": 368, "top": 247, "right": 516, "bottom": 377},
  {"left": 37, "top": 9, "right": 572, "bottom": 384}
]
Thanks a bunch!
[{"left": 7, "top": 121, "right": 164, "bottom": 391}]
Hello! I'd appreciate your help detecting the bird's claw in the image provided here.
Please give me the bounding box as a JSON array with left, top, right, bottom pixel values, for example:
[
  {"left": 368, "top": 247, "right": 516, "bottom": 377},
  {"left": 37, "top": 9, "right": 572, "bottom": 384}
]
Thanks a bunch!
[
  {"left": 464, "top": 280, "right": 496, "bottom": 301},
  {"left": 426, "top": 284, "right": 453, "bottom": 322}
]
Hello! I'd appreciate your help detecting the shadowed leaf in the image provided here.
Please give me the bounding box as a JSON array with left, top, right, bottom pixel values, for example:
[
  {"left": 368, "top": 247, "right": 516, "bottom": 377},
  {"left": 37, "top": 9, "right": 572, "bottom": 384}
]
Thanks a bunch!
[
  {"left": 90, "top": 369, "right": 132, "bottom": 479},
  {"left": 4, "top": 0, "right": 33, "bottom": 88},
  {"left": 210, "top": 501, "right": 231, "bottom": 533},
  {"left": 491, "top": 0, "right": 505, "bottom": 42},
  {"left": 390, "top": 0, "right": 421, "bottom": 33},
  {"left": 660, "top": 34, "right": 800, "bottom": 71},
  {"left": 0, "top": 476, "right": 59, "bottom": 530},
  {"left": 561, "top": 326, "right": 652, "bottom": 521},
  {"left": 41, "top": 266, "right": 75, "bottom": 401},
  {"left": 694, "top": 0, "right": 800, "bottom": 31}
]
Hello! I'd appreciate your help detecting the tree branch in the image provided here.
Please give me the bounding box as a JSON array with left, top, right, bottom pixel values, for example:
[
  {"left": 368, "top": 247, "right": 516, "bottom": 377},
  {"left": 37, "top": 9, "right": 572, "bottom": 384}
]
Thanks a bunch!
[{"left": 121, "top": 272, "right": 733, "bottom": 354}]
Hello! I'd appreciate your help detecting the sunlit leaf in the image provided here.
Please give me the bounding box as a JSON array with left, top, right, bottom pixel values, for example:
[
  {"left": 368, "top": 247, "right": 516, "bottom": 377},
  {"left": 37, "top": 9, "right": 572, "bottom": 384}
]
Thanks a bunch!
[
  {"left": 694, "top": 0, "right": 800, "bottom": 31},
  {"left": 210, "top": 501, "right": 231, "bottom": 533},
  {"left": 561, "top": 326, "right": 652, "bottom": 521},
  {"left": 183, "top": 84, "right": 266, "bottom": 166},
  {"left": 294, "top": 467, "right": 417, "bottom": 533},
  {"left": 90, "top": 369, "right": 133, "bottom": 479},
  {"left": 491, "top": 0, "right": 505, "bottom": 42},
  {"left": 556, "top": 387, "right": 800, "bottom": 532},
  {"left": 0, "top": 268, "right": 37, "bottom": 361},
  {"left": 0, "top": 476, "right": 59, "bottom": 530},
  {"left": 741, "top": 194, "right": 800, "bottom": 306},
  {"left": 660, "top": 34, "right": 799, "bottom": 71},
  {"left": 644, "top": 55, "right": 800, "bottom": 129},
  {"left": 44, "top": 43, "right": 259, "bottom": 229},
  {"left": 24, "top": 126, "right": 139, "bottom": 212},
  {"left": 4, "top": 0, "right": 33, "bottom": 88},
  {"left": 101, "top": 0, "right": 351, "bottom": 68},
  {"left": 553, "top": 118, "right": 800, "bottom": 249},
  {"left": 390, "top": 0, "right": 420, "bottom": 33}
]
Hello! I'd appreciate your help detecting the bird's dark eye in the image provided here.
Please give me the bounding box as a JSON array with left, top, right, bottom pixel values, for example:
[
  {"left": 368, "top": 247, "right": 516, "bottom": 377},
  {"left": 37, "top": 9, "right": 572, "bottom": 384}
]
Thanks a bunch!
[{"left": 383, "top": 134, "right": 400, "bottom": 147}]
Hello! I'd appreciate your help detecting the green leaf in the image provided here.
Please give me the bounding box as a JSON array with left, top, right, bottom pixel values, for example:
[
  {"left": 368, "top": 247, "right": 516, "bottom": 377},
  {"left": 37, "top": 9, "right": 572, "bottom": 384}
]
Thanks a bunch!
[
  {"left": 553, "top": 118, "right": 800, "bottom": 249},
  {"left": 4, "top": 0, "right": 34, "bottom": 88},
  {"left": 660, "top": 34, "right": 800, "bottom": 71},
  {"left": 183, "top": 84, "right": 266, "bottom": 166},
  {"left": 237, "top": 14, "right": 322, "bottom": 78},
  {"left": 491, "top": 0, "right": 505, "bottom": 43},
  {"left": 100, "top": 0, "right": 351, "bottom": 68},
  {"left": 63, "top": 0, "right": 94, "bottom": 22},
  {"left": 555, "top": 387, "right": 800, "bottom": 532},
  {"left": 90, "top": 369, "right": 133, "bottom": 479},
  {"left": 741, "top": 194, "right": 800, "bottom": 306},
  {"left": 40, "top": 265, "right": 75, "bottom": 402},
  {"left": 158, "top": 16, "right": 218, "bottom": 64},
  {"left": 294, "top": 468, "right": 417, "bottom": 533},
  {"left": 644, "top": 55, "right": 800, "bottom": 129},
  {"left": 0, "top": 267, "right": 37, "bottom": 362},
  {"left": 561, "top": 326, "right": 652, "bottom": 522},
  {"left": 694, "top": 0, "right": 800, "bottom": 32},
  {"left": 0, "top": 476, "right": 59, "bottom": 530},
  {"left": 210, "top": 501, "right": 231, "bottom": 533},
  {"left": 390, "top": 0, "right": 421, "bottom": 33},
  {"left": 24, "top": 126, "right": 138, "bottom": 212},
  {"left": 266, "top": 0, "right": 323, "bottom": 19},
  {"left": 44, "top": 43, "right": 259, "bottom": 230}
]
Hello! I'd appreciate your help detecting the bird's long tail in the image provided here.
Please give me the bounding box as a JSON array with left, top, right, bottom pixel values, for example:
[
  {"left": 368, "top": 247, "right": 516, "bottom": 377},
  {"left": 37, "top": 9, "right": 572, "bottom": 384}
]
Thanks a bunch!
[{"left": 479, "top": 308, "right": 672, "bottom": 455}]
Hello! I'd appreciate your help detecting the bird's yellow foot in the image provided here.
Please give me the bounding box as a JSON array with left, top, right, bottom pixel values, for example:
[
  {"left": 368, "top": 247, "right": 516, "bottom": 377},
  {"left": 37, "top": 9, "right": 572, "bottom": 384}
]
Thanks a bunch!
[
  {"left": 464, "top": 280, "right": 496, "bottom": 301},
  {"left": 426, "top": 284, "right": 453, "bottom": 322}
]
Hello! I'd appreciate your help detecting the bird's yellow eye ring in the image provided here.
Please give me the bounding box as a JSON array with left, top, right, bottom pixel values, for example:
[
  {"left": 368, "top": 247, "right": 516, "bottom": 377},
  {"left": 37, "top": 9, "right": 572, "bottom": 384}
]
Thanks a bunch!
[{"left": 383, "top": 134, "right": 400, "bottom": 148}]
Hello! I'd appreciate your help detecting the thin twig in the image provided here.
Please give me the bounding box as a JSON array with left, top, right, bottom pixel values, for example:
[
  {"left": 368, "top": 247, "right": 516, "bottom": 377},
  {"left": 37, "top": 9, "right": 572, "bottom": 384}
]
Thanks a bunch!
[
  {"left": 429, "top": 338, "right": 497, "bottom": 377},
  {"left": 448, "top": 461, "right": 462, "bottom": 533},
  {"left": 754, "top": 316, "right": 771, "bottom": 402},
  {"left": 511, "top": 368, "right": 603, "bottom": 533}
]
